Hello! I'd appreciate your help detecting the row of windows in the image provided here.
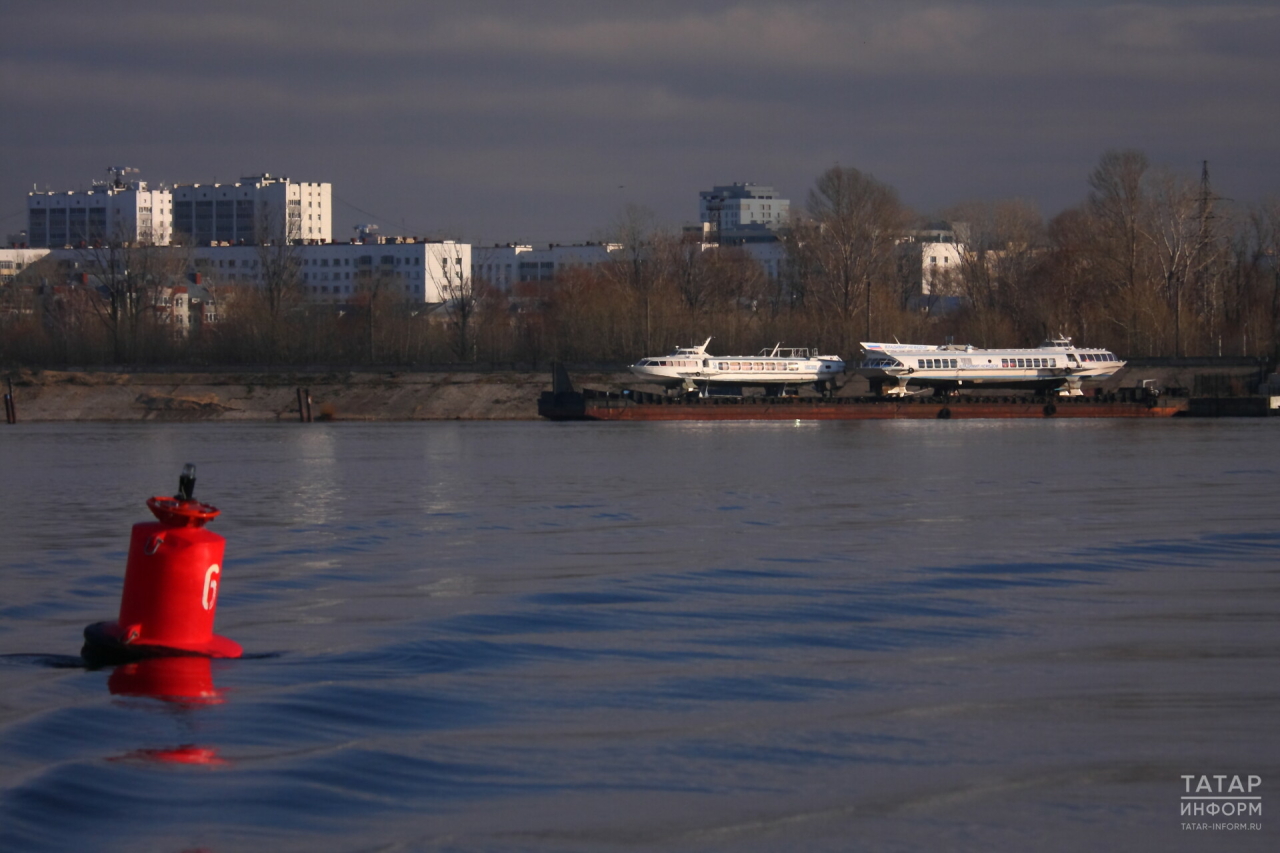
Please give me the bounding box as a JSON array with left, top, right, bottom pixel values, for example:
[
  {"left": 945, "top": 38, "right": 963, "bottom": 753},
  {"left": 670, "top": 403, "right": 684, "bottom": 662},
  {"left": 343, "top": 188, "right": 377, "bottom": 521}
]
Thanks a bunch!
[
  {"left": 640, "top": 359, "right": 698, "bottom": 368},
  {"left": 1001, "top": 357, "right": 1057, "bottom": 368},
  {"left": 916, "top": 357, "right": 1060, "bottom": 369},
  {"left": 716, "top": 361, "right": 801, "bottom": 372},
  {"left": 308, "top": 283, "right": 423, "bottom": 296},
  {"left": 303, "top": 270, "right": 422, "bottom": 281},
  {"left": 200, "top": 256, "right": 441, "bottom": 271},
  {"left": 640, "top": 359, "right": 806, "bottom": 373}
]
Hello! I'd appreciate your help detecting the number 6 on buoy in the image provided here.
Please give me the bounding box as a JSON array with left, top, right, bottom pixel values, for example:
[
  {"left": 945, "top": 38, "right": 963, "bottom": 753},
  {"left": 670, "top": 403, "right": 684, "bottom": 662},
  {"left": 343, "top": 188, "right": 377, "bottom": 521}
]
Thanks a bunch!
[{"left": 203, "top": 564, "right": 220, "bottom": 611}]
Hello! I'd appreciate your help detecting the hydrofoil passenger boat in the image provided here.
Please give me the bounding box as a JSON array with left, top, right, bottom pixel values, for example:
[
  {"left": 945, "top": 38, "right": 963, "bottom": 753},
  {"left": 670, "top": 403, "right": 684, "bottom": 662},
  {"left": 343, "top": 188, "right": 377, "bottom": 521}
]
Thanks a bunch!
[
  {"left": 856, "top": 338, "right": 1124, "bottom": 397},
  {"left": 630, "top": 338, "right": 845, "bottom": 396}
]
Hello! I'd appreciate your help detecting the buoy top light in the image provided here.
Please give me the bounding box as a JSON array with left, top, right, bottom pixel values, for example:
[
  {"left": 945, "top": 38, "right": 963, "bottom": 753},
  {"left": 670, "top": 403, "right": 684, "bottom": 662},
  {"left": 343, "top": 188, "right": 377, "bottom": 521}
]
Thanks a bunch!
[
  {"left": 145, "top": 462, "right": 218, "bottom": 527},
  {"left": 146, "top": 496, "right": 220, "bottom": 528},
  {"left": 177, "top": 463, "right": 197, "bottom": 502}
]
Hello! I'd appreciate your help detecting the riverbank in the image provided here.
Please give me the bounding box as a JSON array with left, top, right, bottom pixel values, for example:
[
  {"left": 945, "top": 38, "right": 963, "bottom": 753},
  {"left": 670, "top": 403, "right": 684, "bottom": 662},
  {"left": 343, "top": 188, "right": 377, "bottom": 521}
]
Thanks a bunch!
[
  {"left": 1, "top": 359, "right": 1269, "bottom": 422},
  {"left": 1, "top": 368, "right": 632, "bottom": 422}
]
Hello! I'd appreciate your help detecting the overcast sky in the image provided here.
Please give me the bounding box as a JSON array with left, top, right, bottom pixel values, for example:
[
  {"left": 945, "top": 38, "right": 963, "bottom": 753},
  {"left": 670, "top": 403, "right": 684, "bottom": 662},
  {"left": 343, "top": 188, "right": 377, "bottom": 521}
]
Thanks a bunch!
[{"left": 3, "top": 1, "right": 1278, "bottom": 244}]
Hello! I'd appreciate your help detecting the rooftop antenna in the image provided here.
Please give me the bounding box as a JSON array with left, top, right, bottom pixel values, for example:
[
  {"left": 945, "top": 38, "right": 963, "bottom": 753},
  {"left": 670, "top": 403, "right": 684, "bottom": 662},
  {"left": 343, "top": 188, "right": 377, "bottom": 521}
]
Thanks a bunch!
[{"left": 106, "top": 166, "right": 138, "bottom": 188}]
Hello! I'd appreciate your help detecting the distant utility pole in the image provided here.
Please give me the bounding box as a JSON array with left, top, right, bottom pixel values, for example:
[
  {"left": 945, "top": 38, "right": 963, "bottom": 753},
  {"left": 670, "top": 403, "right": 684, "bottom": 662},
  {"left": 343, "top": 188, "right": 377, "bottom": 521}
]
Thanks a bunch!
[
  {"left": 865, "top": 275, "right": 871, "bottom": 341},
  {"left": 1188, "top": 159, "right": 1218, "bottom": 359}
]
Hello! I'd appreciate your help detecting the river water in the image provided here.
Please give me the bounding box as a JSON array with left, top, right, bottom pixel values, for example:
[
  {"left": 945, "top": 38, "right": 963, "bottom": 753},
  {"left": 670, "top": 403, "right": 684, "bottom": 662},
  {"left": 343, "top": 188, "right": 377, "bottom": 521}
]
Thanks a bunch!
[{"left": 0, "top": 420, "right": 1277, "bottom": 852}]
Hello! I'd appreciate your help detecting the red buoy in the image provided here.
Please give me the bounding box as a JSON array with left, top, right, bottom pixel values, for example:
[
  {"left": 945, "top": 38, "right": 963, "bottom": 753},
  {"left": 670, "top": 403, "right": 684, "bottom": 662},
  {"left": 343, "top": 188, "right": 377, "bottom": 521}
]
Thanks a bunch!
[{"left": 83, "top": 465, "right": 242, "bottom": 664}]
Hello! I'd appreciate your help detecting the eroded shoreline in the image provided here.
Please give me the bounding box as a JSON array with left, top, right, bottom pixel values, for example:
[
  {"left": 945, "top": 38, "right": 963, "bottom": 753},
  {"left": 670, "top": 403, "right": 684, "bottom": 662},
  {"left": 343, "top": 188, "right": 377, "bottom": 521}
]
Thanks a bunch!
[{"left": 2, "top": 369, "right": 631, "bottom": 422}]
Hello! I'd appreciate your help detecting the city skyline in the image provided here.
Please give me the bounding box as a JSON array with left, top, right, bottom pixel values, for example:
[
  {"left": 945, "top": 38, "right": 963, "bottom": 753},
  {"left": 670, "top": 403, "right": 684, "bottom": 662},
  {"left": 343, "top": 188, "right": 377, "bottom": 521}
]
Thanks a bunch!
[{"left": 3, "top": 1, "right": 1278, "bottom": 245}]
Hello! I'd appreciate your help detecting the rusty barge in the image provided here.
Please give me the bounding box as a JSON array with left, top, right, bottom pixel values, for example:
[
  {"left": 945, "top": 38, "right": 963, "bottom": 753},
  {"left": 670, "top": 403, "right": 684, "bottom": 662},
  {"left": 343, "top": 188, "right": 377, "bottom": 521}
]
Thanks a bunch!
[{"left": 538, "top": 365, "right": 1193, "bottom": 421}]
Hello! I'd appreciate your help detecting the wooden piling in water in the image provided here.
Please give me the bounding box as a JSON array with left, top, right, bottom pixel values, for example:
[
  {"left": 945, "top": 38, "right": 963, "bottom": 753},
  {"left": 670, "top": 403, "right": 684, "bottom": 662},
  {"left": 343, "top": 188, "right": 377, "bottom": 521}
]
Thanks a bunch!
[
  {"left": 296, "top": 387, "right": 313, "bottom": 423},
  {"left": 4, "top": 378, "right": 15, "bottom": 425}
]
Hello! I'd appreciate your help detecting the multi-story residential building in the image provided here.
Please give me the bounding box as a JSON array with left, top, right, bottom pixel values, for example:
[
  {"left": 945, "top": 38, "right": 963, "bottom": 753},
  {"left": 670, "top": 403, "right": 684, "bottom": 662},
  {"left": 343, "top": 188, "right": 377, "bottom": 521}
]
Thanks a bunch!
[
  {"left": 27, "top": 172, "right": 173, "bottom": 247},
  {"left": 0, "top": 247, "right": 51, "bottom": 283},
  {"left": 185, "top": 238, "right": 468, "bottom": 304},
  {"left": 471, "top": 243, "right": 620, "bottom": 291},
  {"left": 153, "top": 281, "right": 218, "bottom": 337},
  {"left": 741, "top": 242, "right": 788, "bottom": 282},
  {"left": 42, "top": 237, "right": 468, "bottom": 307},
  {"left": 173, "top": 174, "right": 331, "bottom": 245},
  {"left": 899, "top": 240, "right": 964, "bottom": 305},
  {"left": 699, "top": 183, "right": 790, "bottom": 245},
  {"left": 898, "top": 222, "right": 966, "bottom": 310}
]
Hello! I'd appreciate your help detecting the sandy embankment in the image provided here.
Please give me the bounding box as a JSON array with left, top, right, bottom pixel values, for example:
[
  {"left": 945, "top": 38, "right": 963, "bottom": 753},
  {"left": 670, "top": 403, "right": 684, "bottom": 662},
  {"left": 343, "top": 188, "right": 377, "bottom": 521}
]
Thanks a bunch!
[{"left": 3, "top": 368, "right": 628, "bottom": 422}]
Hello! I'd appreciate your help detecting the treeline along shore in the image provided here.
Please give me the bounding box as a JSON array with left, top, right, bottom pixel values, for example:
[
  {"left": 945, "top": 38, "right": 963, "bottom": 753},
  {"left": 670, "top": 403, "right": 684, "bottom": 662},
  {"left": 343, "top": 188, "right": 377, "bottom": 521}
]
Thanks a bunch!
[{"left": 1, "top": 357, "right": 1268, "bottom": 423}]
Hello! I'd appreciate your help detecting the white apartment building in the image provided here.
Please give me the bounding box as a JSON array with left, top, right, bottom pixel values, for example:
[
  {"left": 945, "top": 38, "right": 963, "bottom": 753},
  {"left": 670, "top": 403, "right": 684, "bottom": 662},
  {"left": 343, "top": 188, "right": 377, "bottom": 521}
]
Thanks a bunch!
[
  {"left": 0, "top": 247, "right": 51, "bottom": 283},
  {"left": 898, "top": 240, "right": 965, "bottom": 309},
  {"left": 173, "top": 174, "right": 331, "bottom": 245},
  {"left": 186, "top": 239, "right": 469, "bottom": 304},
  {"left": 27, "top": 178, "right": 173, "bottom": 248},
  {"left": 471, "top": 243, "right": 620, "bottom": 290},
  {"left": 699, "top": 183, "right": 790, "bottom": 245},
  {"left": 741, "top": 242, "right": 788, "bottom": 281}
]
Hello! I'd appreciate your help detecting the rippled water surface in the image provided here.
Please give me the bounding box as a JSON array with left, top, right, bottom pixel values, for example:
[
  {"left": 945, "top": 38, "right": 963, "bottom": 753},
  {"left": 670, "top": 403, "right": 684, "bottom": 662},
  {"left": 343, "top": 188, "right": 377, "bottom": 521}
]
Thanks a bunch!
[{"left": 1, "top": 420, "right": 1278, "bottom": 852}]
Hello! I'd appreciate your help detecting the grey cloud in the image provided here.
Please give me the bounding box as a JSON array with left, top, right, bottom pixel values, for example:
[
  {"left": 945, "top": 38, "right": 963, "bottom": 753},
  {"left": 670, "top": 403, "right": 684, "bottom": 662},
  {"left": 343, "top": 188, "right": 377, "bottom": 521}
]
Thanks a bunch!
[{"left": 2, "top": 1, "right": 1278, "bottom": 243}]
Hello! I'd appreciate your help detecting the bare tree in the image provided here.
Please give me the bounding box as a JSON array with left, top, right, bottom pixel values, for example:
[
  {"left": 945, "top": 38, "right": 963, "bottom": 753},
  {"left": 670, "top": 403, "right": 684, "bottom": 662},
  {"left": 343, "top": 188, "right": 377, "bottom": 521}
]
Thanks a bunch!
[
  {"left": 354, "top": 267, "right": 397, "bottom": 363},
  {"left": 74, "top": 228, "right": 187, "bottom": 363},
  {"left": 604, "top": 204, "right": 665, "bottom": 354},
  {"left": 653, "top": 231, "right": 717, "bottom": 342},
  {"left": 941, "top": 199, "right": 1045, "bottom": 344},
  {"left": 1143, "top": 168, "right": 1204, "bottom": 356},
  {"left": 1086, "top": 149, "right": 1160, "bottom": 352},
  {"left": 794, "top": 166, "right": 910, "bottom": 351},
  {"left": 433, "top": 243, "right": 478, "bottom": 360},
  {"left": 1248, "top": 200, "right": 1280, "bottom": 361},
  {"left": 253, "top": 218, "right": 304, "bottom": 365}
]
